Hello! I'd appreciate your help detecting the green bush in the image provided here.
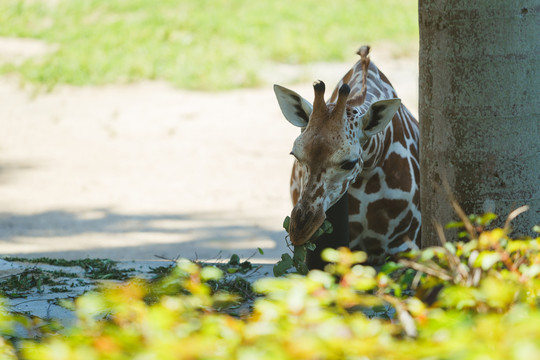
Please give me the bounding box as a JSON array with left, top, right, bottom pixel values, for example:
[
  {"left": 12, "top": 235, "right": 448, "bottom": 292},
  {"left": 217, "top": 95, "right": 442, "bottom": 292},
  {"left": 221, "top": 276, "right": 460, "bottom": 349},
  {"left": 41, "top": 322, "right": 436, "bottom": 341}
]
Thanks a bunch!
[{"left": 1, "top": 216, "right": 539, "bottom": 359}]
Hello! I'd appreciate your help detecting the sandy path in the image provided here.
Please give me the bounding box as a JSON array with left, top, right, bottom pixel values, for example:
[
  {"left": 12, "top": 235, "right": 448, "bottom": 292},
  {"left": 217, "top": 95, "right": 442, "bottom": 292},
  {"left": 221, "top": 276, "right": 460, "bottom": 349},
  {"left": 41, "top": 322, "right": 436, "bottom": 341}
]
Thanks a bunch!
[{"left": 0, "top": 49, "right": 418, "bottom": 262}]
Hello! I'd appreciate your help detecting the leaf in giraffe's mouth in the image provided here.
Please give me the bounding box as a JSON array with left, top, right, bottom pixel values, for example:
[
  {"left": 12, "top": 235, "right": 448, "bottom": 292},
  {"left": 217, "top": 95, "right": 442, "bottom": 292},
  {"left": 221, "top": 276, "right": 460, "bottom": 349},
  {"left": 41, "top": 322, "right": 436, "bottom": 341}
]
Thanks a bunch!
[
  {"left": 282, "top": 215, "right": 333, "bottom": 241},
  {"left": 274, "top": 217, "right": 334, "bottom": 276}
]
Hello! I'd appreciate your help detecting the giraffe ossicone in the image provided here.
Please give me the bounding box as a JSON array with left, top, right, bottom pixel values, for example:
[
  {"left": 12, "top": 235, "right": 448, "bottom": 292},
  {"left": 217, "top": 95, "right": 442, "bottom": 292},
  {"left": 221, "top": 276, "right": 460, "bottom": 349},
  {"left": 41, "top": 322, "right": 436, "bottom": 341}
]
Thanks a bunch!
[{"left": 274, "top": 46, "right": 421, "bottom": 265}]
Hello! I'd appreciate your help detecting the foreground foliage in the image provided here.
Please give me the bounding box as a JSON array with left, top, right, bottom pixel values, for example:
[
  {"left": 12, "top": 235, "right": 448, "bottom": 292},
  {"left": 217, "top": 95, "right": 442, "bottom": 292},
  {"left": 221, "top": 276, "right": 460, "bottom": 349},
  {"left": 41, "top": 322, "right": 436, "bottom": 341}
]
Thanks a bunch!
[{"left": 1, "top": 214, "right": 539, "bottom": 359}]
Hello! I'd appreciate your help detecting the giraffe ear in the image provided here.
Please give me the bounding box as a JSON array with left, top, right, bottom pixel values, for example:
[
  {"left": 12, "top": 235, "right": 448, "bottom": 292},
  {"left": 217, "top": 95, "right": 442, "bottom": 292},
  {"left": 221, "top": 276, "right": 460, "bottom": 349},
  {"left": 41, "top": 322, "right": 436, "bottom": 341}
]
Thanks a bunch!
[
  {"left": 273, "top": 84, "right": 312, "bottom": 128},
  {"left": 362, "top": 98, "right": 401, "bottom": 136}
]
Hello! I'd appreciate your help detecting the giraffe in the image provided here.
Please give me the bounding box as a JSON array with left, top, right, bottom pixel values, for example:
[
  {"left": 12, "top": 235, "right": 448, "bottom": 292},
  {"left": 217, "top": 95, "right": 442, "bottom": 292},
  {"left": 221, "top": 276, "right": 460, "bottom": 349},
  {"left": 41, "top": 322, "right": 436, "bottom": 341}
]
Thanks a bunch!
[{"left": 274, "top": 46, "right": 421, "bottom": 265}]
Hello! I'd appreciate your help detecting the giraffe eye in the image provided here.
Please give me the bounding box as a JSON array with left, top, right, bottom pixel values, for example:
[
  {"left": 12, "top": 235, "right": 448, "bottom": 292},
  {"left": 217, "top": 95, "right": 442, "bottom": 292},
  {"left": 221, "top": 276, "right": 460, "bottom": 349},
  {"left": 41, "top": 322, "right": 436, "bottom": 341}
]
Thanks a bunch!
[{"left": 340, "top": 159, "right": 358, "bottom": 170}]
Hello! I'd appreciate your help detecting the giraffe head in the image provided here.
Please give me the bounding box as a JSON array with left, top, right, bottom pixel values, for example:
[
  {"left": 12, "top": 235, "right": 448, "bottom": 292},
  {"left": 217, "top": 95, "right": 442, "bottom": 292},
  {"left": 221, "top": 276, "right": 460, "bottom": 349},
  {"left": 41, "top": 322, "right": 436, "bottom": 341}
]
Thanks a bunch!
[{"left": 274, "top": 80, "right": 401, "bottom": 245}]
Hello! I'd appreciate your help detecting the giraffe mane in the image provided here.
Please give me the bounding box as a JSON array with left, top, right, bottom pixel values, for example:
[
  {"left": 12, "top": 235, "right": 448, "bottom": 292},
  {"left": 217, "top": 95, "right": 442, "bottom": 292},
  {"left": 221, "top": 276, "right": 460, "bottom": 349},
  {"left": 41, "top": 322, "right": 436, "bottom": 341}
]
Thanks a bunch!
[{"left": 349, "top": 45, "right": 371, "bottom": 106}]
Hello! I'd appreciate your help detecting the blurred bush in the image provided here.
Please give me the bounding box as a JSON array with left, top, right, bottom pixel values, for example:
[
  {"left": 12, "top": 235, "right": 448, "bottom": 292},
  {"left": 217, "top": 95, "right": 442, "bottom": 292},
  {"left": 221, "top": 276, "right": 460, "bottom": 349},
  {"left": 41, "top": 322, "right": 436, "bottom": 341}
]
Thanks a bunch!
[{"left": 0, "top": 211, "right": 537, "bottom": 359}]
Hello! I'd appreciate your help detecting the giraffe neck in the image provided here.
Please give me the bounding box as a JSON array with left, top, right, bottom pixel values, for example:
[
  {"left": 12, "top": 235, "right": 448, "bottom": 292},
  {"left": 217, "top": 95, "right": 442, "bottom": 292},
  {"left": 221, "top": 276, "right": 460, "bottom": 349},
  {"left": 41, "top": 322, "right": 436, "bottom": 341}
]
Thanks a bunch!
[
  {"left": 334, "top": 58, "right": 421, "bottom": 263},
  {"left": 330, "top": 60, "right": 397, "bottom": 108}
]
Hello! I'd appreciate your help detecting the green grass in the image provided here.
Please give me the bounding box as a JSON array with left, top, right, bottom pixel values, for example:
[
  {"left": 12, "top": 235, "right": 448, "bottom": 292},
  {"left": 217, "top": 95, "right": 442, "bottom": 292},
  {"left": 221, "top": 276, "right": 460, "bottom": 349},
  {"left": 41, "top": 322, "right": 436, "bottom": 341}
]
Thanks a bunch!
[{"left": 0, "top": 0, "right": 418, "bottom": 90}]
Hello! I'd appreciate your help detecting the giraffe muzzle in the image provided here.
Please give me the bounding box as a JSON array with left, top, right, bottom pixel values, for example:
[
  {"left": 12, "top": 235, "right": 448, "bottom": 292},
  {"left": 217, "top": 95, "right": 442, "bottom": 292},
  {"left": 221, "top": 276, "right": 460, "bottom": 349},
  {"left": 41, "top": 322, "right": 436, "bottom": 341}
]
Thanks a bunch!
[{"left": 289, "top": 205, "right": 326, "bottom": 246}]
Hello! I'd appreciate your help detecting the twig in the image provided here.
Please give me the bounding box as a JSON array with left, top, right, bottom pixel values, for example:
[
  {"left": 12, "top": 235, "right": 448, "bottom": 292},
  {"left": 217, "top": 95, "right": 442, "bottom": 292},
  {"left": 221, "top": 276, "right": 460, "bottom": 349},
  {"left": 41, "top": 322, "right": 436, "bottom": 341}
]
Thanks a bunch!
[
  {"left": 441, "top": 179, "right": 477, "bottom": 239},
  {"left": 398, "top": 259, "right": 452, "bottom": 282},
  {"left": 504, "top": 205, "right": 529, "bottom": 232},
  {"left": 432, "top": 220, "right": 447, "bottom": 245},
  {"left": 153, "top": 254, "right": 180, "bottom": 263}
]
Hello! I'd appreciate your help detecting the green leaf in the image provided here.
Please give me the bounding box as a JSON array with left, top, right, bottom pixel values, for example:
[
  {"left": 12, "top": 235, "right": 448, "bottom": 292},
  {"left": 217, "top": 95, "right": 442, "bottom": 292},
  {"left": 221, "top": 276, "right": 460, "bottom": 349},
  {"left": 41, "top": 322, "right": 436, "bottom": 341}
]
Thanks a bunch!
[
  {"left": 283, "top": 216, "right": 291, "bottom": 232},
  {"left": 229, "top": 254, "right": 241, "bottom": 266},
  {"left": 380, "top": 261, "right": 402, "bottom": 274},
  {"left": 258, "top": 247, "right": 264, "bottom": 255},
  {"left": 176, "top": 258, "right": 200, "bottom": 275},
  {"left": 352, "top": 251, "right": 368, "bottom": 264},
  {"left": 476, "top": 213, "right": 497, "bottom": 226},
  {"left": 273, "top": 253, "right": 294, "bottom": 277},
  {"left": 476, "top": 252, "right": 502, "bottom": 270},
  {"left": 321, "top": 248, "right": 340, "bottom": 263},
  {"left": 481, "top": 277, "right": 519, "bottom": 309},
  {"left": 445, "top": 221, "right": 464, "bottom": 229},
  {"left": 420, "top": 248, "right": 435, "bottom": 261},
  {"left": 520, "top": 264, "right": 540, "bottom": 278},
  {"left": 444, "top": 242, "right": 457, "bottom": 255},
  {"left": 321, "top": 220, "right": 333, "bottom": 234},
  {"left": 272, "top": 262, "right": 290, "bottom": 277},
  {"left": 306, "top": 242, "right": 317, "bottom": 251},
  {"left": 280, "top": 253, "right": 293, "bottom": 263},
  {"left": 201, "top": 266, "right": 223, "bottom": 281},
  {"left": 307, "top": 270, "right": 335, "bottom": 287},
  {"left": 239, "top": 261, "right": 253, "bottom": 273},
  {"left": 293, "top": 245, "right": 307, "bottom": 263},
  {"left": 311, "top": 228, "right": 324, "bottom": 240},
  {"left": 295, "top": 262, "right": 309, "bottom": 275}
]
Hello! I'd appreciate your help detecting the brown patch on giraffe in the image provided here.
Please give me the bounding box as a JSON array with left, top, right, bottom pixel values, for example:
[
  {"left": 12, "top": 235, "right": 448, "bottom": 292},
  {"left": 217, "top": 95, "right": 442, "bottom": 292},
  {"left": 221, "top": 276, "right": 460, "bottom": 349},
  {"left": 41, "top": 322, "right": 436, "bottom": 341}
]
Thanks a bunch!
[
  {"left": 392, "top": 121, "right": 409, "bottom": 149},
  {"left": 402, "top": 115, "right": 412, "bottom": 140},
  {"left": 389, "top": 210, "right": 413, "bottom": 246},
  {"left": 409, "top": 217, "right": 419, "bottom": 240},
  {"left": 382, "top": 152, "right": 412, "bottom": 192},
  {"left": 291, "top": 162, "right": 302, "bottom": 182},
  {"left": 348, "top": 193, "right": 361, "bottom": 214},
  {"left": 313, "top": 184, "right": 324, "bottom": 199},
  {"left": 363, "top": 237, "right": 385, "bottom": 255},
  {"left": 340, "top": 182, "right": 348, "bottom": 196},
  {"left": 365, "top": 138, "right": 376, "bottom": 154},
  {"left": 349, "top": 222, "right": 365, "bottom": 245},
  {"left": 362, "top": 139, "right": 379, "bottom": 169},
  {"left": 413, "top": 187, "right": 420, "bottom": 207},
  {"left": 364, "top": 173, "right": 381, "bottom": 194},
  {"left": 349, "top": 221, "right": 364, "bottom": 238},
  {"left": 383, "top": 125, "right": 393, "bottom": 149},
  {"left": 292, "top": 188, "right": 300, "bottom": 205},
  {"left": 363, "top": 157, "right": 375, "bottom": 170},
  {"left": 342, "top": 69, "right": 353, "bottom": 87},
  {"left": 366, "top": 199, "right": 408, "bottom": 234}
]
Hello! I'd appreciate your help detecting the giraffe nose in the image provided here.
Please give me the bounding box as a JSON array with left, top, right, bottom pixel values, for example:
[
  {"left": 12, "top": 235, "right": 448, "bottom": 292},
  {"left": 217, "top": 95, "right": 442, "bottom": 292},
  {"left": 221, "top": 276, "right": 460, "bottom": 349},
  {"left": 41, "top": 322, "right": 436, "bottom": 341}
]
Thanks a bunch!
[
  {"left": 289, "top": 205, "right": 325, "bottom": 246},
  {"left": 292, "top": 206, "right": 313, "bottom": 230}
]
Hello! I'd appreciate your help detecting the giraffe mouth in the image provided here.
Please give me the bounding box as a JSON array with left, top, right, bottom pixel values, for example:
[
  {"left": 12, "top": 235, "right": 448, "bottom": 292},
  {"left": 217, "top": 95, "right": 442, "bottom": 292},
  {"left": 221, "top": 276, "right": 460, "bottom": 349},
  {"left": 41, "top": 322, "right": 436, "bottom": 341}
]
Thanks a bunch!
[{"left": 288, "top": 206, "right": 326, "bottom": 246}]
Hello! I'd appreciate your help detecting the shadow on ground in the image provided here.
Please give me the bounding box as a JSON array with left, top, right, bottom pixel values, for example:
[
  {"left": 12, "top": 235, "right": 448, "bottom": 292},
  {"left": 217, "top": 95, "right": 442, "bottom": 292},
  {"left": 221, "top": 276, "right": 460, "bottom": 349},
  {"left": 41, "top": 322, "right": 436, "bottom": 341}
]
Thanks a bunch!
[{"left": 0, "top": 208, "right": 287, "bottom": 262}]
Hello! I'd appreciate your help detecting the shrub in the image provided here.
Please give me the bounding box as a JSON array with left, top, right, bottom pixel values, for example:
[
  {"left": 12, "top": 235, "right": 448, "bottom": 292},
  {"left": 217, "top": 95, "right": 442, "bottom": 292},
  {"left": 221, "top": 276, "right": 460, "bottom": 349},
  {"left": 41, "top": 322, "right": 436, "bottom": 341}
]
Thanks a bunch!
[{"left": 0, "top": 215, "right": 539, "bottom": 359}]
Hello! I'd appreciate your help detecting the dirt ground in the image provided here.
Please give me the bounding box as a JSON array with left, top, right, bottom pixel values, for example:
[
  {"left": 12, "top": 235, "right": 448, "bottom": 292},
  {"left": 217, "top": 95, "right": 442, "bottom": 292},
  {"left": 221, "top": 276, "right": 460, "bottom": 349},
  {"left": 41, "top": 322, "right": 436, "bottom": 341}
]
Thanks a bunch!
[{"left": 0, "top": 40, "right": 418, "bottom": 263}]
